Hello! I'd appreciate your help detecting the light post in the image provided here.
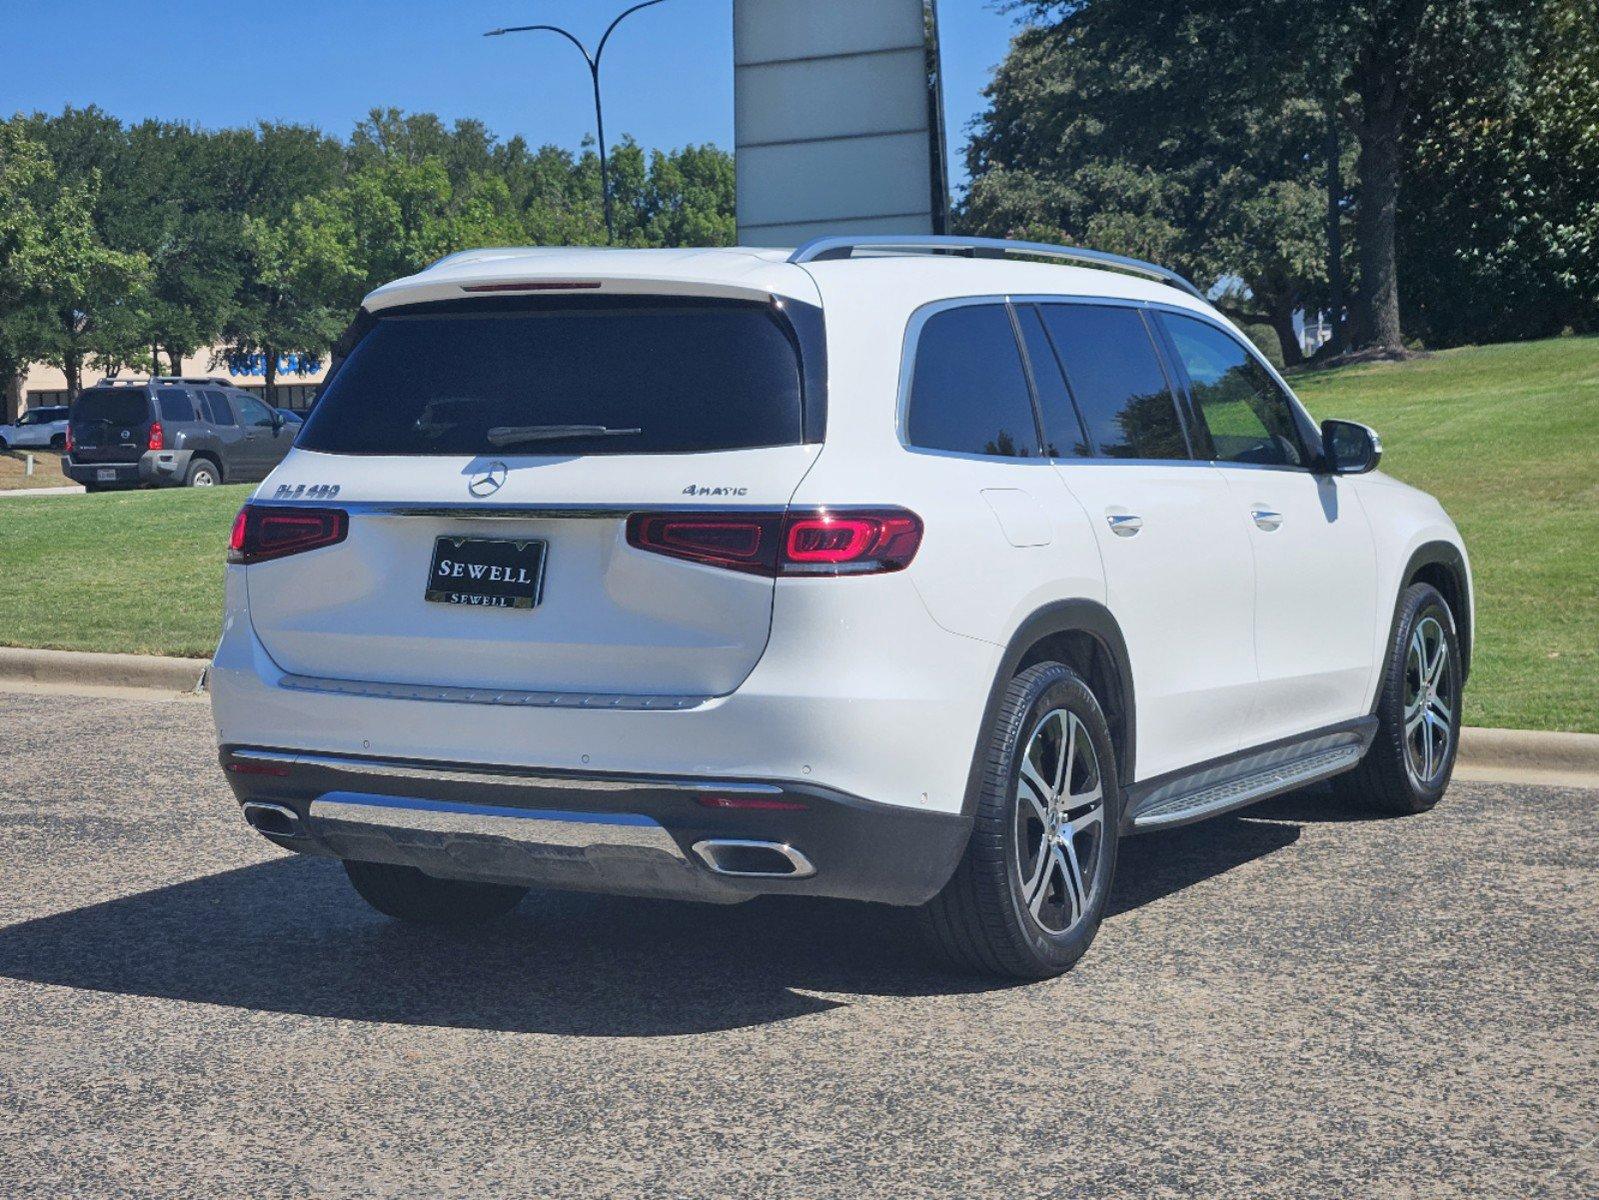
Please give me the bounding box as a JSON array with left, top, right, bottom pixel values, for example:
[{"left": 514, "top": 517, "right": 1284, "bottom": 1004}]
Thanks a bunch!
[{"left": 485, "top": 0, "right": 670, "bottom": 244}]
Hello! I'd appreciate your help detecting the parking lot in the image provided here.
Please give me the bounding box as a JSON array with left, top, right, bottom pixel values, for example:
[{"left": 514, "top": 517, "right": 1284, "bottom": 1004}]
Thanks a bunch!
[{"left": 0, "top": 687, "right": 1593, "bottom": 1199}]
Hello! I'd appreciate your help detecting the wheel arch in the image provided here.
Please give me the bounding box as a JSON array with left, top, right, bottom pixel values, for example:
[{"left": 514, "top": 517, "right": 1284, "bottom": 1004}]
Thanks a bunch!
[
  {"left": 963, "top": 599, "right": 1137, "bottom": 817},
  {"left": 1398, "top": 540, "right": 1472, "bottom": 682},
  {"left": 190, "top": 451, "right": 224, "bottom": 483}
]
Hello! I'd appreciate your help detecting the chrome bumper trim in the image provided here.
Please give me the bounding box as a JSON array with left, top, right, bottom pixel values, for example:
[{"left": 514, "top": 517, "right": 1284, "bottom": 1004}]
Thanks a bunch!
[{"left": 277, "top": 672, "right": 713, "bottom": 712}]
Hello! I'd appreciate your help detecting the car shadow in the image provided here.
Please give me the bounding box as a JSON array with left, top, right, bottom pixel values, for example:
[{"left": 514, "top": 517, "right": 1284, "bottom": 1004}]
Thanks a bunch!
[{"left": 0, "top": 791, "right": 1326, "bottom": 1037}]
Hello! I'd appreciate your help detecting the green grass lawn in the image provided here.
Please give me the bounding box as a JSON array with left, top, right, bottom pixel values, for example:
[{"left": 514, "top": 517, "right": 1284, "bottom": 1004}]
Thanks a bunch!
[
  {"left": 0, "top": 485, "right": 246, "bottom": 658},
  {"left": 0, "top": 335, "right": 1593, "bottom": 731},
  {"left": 1292, "top": 335, "right": 1598, "bottom": 733}
]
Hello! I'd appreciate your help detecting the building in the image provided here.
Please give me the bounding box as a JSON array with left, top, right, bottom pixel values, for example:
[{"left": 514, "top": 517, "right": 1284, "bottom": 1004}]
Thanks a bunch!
[{"left": 6, "top": 349, "right": 328, "bottom": 421}]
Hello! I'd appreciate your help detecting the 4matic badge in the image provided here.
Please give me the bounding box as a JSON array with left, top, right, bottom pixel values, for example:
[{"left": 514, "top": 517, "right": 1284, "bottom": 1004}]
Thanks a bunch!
[{"left": 682, "top": 484, "right": 749, "bottom": 497}]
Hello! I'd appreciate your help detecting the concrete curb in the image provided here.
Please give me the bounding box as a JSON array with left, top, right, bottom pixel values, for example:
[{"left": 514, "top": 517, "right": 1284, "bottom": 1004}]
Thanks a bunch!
[
  {"left": 1456, "top": 726, "right": 1599, "bottom": 787},
  {"left": 0, "top": 647, "right": 208, "bottom": 694},
  {"left": 0, "top": 647, "right": 1594, "bottom": 783}
]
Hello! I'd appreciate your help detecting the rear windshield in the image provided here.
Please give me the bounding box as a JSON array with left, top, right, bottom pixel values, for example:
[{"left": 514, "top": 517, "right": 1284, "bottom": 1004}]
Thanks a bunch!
[
  {"left": 72, "top": 389, "right": 149, "bottom": 426},
  {"left": 298, "top": 297, "right": 806, "bottom": 456}
]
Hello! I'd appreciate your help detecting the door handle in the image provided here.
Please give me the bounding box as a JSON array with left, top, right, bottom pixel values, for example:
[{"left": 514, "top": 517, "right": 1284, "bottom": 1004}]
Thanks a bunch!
[
  {"left": 1106, "top": 512, "right": 1143, "bottom": 537},
  {"left": 1251, "top": 507, "right": 1284, "bottom": 532}
]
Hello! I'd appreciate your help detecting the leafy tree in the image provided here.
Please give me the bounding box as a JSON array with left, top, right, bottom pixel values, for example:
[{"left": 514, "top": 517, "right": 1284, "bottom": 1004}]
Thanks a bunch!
[
  {"left": 1400, "top": 0, "right": 1599, "bottom": 344},
  {"left": 962, "top": 16, "right": 1330, "bottom": 362}
]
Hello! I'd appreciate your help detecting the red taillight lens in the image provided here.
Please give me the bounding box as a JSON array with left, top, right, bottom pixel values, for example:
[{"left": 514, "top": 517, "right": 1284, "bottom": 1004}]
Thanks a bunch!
[
  {"left": 625, "top": 513, "right": 783, "bottom": 574},
  {"left": 625, "top": 508, "right": 922, "bottom": 577},
  {"left": 696, "top": 795, "right": 808, "bottom": 811},
  {"left": 228, "top": 503, "right": 348, "bottom": 564},
  {"left": 147, "top": 421, "right": 164, "bottom": 451},
  {"left": 64, "top": 425, "right": 74, "bottom": 453}
]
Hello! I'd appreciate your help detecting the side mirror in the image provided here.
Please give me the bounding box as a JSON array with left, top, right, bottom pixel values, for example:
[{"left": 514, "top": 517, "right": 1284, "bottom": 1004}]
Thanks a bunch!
[
  {"left": 271, "top": 410, "right": 285, "bottom": 430},
  {"left": 1320, "top": 419, "right": 1382, "bottom": 475}
]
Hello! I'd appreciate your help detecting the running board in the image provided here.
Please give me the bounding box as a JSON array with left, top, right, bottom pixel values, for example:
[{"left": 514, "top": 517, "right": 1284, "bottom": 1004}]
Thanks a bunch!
[{"left": 1129, "top": 726, "right": 1373, "bottom": 832}]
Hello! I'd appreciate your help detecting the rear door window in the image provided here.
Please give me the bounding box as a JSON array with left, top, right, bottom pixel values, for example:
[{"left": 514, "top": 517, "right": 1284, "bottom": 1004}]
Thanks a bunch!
[
  {"left": 299, "top": 297, "right": 807, "bottom": 456},
  {"left": 1036, "top": 305, "right": 1190, "bottom": 460},
  {"left": 201, "top": 390, "right": 237, "bottom": 426},
  {"left": 72, "top": 389, "right": 150, "bottom": 427},
  {"left": 904, "top": 303, "right": 1040, "bottom": 458},
  {"left": 157, "top": 388, "right": 197, "bottom": 422},
  {"left": 1159, "top": 313, "right": 1307, "bottom": 467}
]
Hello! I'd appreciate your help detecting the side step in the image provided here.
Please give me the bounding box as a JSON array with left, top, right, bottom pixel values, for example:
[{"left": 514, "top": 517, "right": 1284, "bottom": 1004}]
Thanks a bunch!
[{"left": 1131, "top": 744, "right": 1365, "bottom": 831}]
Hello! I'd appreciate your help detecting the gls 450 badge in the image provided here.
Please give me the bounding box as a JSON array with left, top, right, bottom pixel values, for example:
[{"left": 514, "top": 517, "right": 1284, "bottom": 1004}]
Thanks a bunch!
[{"left": 273, "top": 482, "right": 341, "bottom": 499}]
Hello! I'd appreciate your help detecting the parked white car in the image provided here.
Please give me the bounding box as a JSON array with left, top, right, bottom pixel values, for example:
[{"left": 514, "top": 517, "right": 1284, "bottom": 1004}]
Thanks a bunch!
[
  {"left": 0, "top": 405, "right": 69, "bottom": 451},
  {"left": 211, "top": 237, "right": 1472, "bottom": 978}
]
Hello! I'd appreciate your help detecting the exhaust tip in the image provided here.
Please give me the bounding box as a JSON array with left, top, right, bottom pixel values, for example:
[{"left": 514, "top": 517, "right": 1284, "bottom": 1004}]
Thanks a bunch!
[
  {"left": 241, "top": 801, "right": 303, "bottom": 839},
  {"left": 692, "top": 839, "right": 815, "bottom": 879}
]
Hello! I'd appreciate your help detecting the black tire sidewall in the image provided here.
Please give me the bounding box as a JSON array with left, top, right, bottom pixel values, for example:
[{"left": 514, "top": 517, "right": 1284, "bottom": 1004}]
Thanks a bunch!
[
  {"left": 1373, "top": 584, "right": 1462, "bottom": 809},
  {"left": 986, "top": 664, "right": 1122, "bottom": 974}
]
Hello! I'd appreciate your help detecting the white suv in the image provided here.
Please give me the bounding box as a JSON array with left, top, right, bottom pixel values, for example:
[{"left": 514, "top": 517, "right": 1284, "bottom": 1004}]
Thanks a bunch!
[{"left": 211, "top": 237, "right": 1472, "bottom": 978}]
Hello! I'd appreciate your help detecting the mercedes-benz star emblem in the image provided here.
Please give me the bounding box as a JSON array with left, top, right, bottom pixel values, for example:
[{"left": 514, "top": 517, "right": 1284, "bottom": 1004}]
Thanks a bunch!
[{"left": 468, "top": 461, "right": 508, "bottom": 497}]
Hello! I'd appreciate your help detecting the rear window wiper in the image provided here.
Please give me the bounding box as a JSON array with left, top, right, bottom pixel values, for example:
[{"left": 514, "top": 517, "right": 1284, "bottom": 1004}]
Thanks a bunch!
[{"left": 485, "top": 424, "right": 643, "bottom": 448}]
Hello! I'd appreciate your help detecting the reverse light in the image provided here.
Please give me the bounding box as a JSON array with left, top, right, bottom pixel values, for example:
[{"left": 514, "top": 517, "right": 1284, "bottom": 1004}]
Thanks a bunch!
[
  {"left": 229, "top": 503, "right": 348, "bottom": 564},
  {"left": 147, "top": 421, "right": 164, "bottom": 451},
  {"left": 626, "top": 507, "right": 923, "bottom": 577}
]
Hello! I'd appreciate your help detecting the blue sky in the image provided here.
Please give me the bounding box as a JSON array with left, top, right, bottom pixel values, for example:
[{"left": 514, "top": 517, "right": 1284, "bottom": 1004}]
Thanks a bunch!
[{"left": 0, "top": 1, "right": 1022, "bottom": 192}]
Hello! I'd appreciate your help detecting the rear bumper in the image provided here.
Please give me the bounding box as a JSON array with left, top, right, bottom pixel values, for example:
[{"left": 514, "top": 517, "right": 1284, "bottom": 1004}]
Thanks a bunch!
[
  {"left": 221, "top": 745, "right": 971, "bottom": 906},
  {"left": 63, "top": 450, "right": 192, "bottom": 487}
]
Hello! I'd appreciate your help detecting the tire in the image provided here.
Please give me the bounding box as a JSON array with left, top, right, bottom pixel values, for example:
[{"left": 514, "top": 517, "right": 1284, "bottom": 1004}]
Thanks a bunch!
[
  {"left": 919, "top": 663, "right": 1121, "bottom": 979},
  {"left": 1334, "top": 582, "right": 1462, "bottom": 814},
  {"left": 184, "top": 458, "right": 219, "bottom": 487},
  {"left": 343, "top": 859, "right": 527, "bottom": 925}
]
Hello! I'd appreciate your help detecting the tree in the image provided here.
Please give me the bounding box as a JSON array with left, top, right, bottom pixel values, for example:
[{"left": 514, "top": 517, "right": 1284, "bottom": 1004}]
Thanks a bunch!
[
  {"left": 962, "top": 16, "right": 1330, "bottom": 363},
  {"left": 0, "top": 122, "right": 54, "bottom": 417},
  {"left": 1400, "top": 0, "right": 1599, "bottom": 344}
]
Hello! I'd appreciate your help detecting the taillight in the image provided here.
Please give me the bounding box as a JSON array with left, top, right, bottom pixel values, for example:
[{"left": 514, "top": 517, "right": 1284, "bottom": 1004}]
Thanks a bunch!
[
  {"left": 625, "top": 508, "right": 922, "bottom": 577},
  {"left": 228, "top": 503, "right": 348, "bottom": 564},
  {"left": 64, "top": 425, "right": 74, "bottom": 453},
  {"left": 147, "top": 421, "right": 164, "bottom": 451}
]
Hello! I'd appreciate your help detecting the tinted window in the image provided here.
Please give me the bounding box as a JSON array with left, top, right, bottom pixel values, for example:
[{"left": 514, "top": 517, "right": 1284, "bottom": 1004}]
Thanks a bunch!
[
  {"left": 72, "top": 389, "right": 149, "bottom": 426},
  {"left": 157, "top": 389, "right": 197, "bottom": 422},
  {"left": 1160, "top": 313, "right": 1305, "bottom": 467},
  {"left": 200, "top": 390, "right": 236, "bottom": 426},
  {"left": 905, "top": 304, "right": 1039, "bottom": 458},
  {"left": 300, "top": 297, "right": 805, "bottom": 456},
  {"left": 1016, "top": 306, "right": 1090, "bottom": 458},
  {"left": 235, "top": 395, "right": 277, "bottom": 428},
  {"left": 1038, "top": 305, "right": 1188, "bottom": 460}
]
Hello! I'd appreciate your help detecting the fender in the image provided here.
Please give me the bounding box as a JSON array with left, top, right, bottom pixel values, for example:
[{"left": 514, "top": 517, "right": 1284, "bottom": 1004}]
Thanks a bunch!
[
  {"left": 961, "top": 598, "right": 1137, "bottom": 817},
  {"left": 1395, "top": 540, "right": 1473, "bottom": 682}
]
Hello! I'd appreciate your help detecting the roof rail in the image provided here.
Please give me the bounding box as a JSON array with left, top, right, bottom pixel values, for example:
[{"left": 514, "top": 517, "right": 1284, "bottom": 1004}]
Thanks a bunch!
[
  {"left": 787, "top": 235, "right": 1207, "bottom": 302},
  {"left": 94, "top": 375, "right": 236, "bottom": 388}
]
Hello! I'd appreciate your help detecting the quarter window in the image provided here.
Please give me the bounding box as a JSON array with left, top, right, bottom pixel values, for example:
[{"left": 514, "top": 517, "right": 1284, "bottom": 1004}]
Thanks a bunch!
[
  {"left": 157, "top": 389, "right": 197, "bottom": 422},
  {"left": 1159, "top": 313, "right": 1306, "bottom": 467},
  {"left": 905, "top": 304, "right": 1040, "bottom": 458},
  {"left": 1037, "top": 305, "right": 1189, "bottom": 460}
]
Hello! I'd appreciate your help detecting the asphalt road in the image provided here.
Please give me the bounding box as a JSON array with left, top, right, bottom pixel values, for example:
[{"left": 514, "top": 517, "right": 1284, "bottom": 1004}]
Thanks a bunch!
[{"left": 1, "top": 689, "right": 1594, "bottom": 1199}]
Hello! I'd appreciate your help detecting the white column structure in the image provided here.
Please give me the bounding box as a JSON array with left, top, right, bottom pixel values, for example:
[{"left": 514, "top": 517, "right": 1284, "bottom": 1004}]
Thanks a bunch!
[{"left": 733, "top": 0, "right": 949, "bottom": 245}]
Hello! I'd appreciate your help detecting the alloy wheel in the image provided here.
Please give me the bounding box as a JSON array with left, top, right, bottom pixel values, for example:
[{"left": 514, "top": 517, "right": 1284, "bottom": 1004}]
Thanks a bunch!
[
  {"left": 1015, "top": 708, "right": 1106, "bottom": 934},
  {"left": 1403, "top": 615, "right": 1454, "bottom": 785}
]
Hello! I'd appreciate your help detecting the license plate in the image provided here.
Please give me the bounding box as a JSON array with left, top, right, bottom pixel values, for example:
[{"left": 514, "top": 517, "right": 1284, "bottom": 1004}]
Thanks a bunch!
[
  {"left": 425, "top": 536, "right": 546, "bottom": 610},
  {"left": 96, "top": 468, "right": 117, "bottom": 482}
]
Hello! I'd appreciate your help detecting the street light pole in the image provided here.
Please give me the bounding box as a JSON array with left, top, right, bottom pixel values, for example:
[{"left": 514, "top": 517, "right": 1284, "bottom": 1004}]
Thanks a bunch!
[{"left": 485, "top": 0, "right": 670, "bottom": 244}]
